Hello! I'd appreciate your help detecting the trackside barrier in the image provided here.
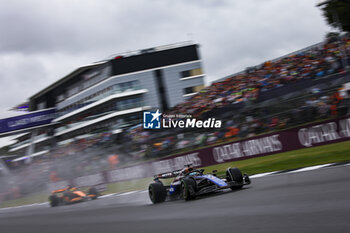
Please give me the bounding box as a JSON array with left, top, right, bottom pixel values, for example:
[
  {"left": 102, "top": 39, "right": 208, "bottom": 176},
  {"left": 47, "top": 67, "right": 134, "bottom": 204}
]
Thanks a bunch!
[{"left": 49, "top": 115, "right": 350, "bottom": 189}]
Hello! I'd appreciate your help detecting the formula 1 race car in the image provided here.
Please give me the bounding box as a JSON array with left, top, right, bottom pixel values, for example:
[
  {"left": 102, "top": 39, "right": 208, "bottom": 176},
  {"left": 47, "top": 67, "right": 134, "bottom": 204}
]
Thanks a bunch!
[
  {"left": 148, "top": 165, "right": 251, "bottom": 203},
  {"left": 48, "top": 186, "right": 100, "bottom": 207}
]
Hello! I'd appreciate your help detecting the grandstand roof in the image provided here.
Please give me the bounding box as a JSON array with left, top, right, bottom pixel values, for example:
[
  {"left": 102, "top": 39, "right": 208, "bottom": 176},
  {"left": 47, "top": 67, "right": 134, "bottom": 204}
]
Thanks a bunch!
[
  {"left": 29, "top": 61, "right": 108, "bottom": 100},
  {"left": 29, "top": 41, "right": 196, "bottom": 101}
]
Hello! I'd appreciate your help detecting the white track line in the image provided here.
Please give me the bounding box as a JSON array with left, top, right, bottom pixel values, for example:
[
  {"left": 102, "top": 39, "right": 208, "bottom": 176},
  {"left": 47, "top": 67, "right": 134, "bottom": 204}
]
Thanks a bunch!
[
  {"left": 250, "top": 172, "right": 277, "bottom": 178},
  {"left": 35, "top": 202, "right": 48, "bottom": 205},
  {"left": 117, "top": 191, "right": 139, "bottom": 196},
  {"left": 0, "top": 203, "right": 45, "bottom": 211},
  {"left": 99, "top": 193, "right": 116, "bottom": 199},
  {"left": 289, "top": 164, "right": 332, "bottom": 173}
]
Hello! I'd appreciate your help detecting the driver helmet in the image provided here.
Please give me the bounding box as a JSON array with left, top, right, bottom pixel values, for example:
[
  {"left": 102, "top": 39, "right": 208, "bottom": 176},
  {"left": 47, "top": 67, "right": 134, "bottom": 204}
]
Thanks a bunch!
[{"left": 182, "top": 166, "right": 194, "bottom": 175}]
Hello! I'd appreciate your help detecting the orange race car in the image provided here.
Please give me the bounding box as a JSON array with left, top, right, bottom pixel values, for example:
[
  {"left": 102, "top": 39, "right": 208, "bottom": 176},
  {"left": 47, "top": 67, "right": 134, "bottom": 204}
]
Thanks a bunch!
[{"left": 49, "top": 186, "right": 100, "bottom": 207}]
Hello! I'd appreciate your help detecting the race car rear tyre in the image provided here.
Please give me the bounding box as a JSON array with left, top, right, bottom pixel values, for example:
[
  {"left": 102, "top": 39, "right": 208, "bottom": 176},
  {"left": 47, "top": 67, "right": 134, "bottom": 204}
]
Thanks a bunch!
[
  {"left": 226, "top": 167, "right": 243, "bottom": 190},
  {"left": 88, "top": 187, "right": 100, "bottom": 200},
  {"left": 149, "top": 182, "right": 167, "bottom": 204},
  {"left": 181, "top": 178, "right": 196, "bottom": 201},
  {"left": 49, "top": 194, "right": 60, "bottom": 207}
]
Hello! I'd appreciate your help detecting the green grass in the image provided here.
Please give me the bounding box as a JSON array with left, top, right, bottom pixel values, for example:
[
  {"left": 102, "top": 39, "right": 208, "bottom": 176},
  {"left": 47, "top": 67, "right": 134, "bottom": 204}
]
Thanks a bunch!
[
  {"left": 0, "top": 192, "right": 48, "bottom": 208},
  {"left": 1, "top": 140, "right": 350, "bottom": 208},
  {"left": 203, "top": 140, "right": 350, "bottom": 176},
  {"left": 106, "top": 177, "right": 154, "bottom": 193}
]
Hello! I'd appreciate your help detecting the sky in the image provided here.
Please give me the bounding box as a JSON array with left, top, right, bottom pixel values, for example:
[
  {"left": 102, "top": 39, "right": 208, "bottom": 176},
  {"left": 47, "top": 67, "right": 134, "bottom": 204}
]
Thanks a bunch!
[{"left": 0, "top": 0, "right": 330, "bottom": 146}]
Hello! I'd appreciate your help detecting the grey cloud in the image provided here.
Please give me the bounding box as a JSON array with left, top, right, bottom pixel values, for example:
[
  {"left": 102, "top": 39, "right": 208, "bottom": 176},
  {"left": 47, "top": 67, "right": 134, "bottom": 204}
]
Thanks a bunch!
[{"left": 0, "top": 0, "right": 330, "bottom": 118}]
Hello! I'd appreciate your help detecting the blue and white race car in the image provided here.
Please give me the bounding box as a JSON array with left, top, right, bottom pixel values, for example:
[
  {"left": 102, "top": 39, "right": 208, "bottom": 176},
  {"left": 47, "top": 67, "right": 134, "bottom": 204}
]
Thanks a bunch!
[{"left": 148, "top": 165, "right": 251, "bottom": 203}]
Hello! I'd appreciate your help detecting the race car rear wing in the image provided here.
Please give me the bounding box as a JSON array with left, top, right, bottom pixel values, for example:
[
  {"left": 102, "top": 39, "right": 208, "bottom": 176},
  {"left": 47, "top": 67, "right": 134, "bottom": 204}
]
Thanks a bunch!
[
  {"left": 52, "top": 187, "right": 69, "bottom": 194},
  {"left": 51, "top": 186, "right": 78, "bottom": 194},
  {"left": 154, "top": 169, "right": 182, "bottom": 180},
  {"left": 153, "top": 164, "right": 194, "bottom": 180}
]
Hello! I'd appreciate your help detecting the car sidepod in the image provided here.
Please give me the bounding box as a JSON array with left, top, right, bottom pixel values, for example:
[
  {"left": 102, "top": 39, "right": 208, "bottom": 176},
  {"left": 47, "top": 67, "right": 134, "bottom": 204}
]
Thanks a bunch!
[{"left": 197, "top": 175, "right": 228, "bottom": 188}]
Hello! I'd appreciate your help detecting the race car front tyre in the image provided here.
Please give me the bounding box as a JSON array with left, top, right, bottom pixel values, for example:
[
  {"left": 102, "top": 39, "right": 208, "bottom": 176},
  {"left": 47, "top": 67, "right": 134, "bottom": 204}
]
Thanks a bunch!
[
  {"left": 88, "top": 187, "right": 100, "bottom": 199},
  {"left": 149, "top": 182, "right": 167, "bottom": 204},
  {"left": 49, "top": 194, "right": 60, "bottom": 207},
  {"left": 226, "top": 167, "right": 243, "bottom": 190},
  {"left": 181, "top": 178, "right": 196, "bottom": 201}
]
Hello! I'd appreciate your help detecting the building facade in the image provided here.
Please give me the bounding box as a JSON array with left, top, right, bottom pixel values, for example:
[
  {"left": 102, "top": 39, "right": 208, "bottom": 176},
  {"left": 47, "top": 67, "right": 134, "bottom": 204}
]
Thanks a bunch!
[{"left": 8, "top": 42, "right": 205, "bottom": 161}]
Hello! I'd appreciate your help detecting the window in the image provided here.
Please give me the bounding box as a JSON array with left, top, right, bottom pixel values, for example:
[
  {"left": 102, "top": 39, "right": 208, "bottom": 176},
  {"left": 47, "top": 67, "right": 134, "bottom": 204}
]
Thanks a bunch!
[
  {"left": 67, "top": 86, "right": 79, "bottom": 96},
  {"left": 63, "top": 81, "right": 143, "bottom": 114},
  {"left": 181, "top": 68, "right": 203, "bottom": 79},
  {"left": 183, "top": 85, "right": 203, "bottom": 95},
  {"left": 190, "top": 68, "right": 203, "bottom": 76},
  {"left": 184, "top": 87, "right": 195, "bottom": 95},
  {"left": 56, "top": 94, "right": 65, "bottom": 103},
  {"left": 37, "top": 102, "right": 46, "bottom": 110},
  {"left": 194, "top": 84, "right": 204, "bottom": 92},
  {"left": 181, "top": 70, "right": 191, "bottom": 78}
]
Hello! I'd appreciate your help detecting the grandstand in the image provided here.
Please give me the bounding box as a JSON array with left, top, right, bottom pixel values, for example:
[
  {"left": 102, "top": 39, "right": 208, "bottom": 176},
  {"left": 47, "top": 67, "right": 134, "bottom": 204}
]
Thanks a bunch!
[{"left": 119, "top": 35, "right": 350, "bottom": 158}]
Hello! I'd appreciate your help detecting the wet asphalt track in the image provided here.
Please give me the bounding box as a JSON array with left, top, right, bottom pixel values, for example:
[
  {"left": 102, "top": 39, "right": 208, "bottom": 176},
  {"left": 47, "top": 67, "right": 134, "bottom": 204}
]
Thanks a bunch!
[{"left": 0, "top": 165, "right": 350, "bottom": 233}]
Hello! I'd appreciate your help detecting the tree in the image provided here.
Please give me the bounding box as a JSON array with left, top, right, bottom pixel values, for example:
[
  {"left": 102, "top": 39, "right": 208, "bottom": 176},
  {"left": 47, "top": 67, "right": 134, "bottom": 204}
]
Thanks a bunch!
[{"left": 318, "top": 0, "right": 350, "bottom": 33}]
